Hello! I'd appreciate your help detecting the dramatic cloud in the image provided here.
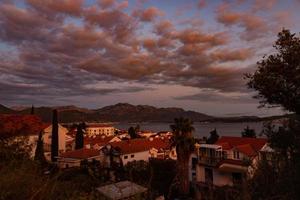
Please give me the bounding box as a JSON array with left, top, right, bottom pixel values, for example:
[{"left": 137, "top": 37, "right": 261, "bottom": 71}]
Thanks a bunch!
[{"left": 0, "top": 0, "right": 297, "bottom": 115}]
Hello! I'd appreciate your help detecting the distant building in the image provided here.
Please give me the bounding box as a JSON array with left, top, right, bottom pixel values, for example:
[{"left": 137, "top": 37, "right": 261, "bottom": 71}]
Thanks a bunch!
[
  {"left": 109, "top": 137, "right": 175, "bottom": 165},
  {"left": 191, "top": 136, "right": 267, "bottom": 187},
  {"left": 42, "top": 124, "right": 69, "bottom": 160},
  {"left": 86, "top": 124, "right": 115, "bottom": 137},
  {"left": 84, "top": 135, "right": 121, "bottom": 150},
  {"left": 57, "top": 148, "right": 101, "bottom": 168}
]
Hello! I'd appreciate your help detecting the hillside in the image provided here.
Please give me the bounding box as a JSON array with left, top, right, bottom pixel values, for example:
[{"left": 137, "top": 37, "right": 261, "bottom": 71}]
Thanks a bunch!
[
  {"left": 0, "top": 103, "right": 290, "bottom": 123},
  {"left": 1, "top": 103, "right": 213, "bottom": 123},
  {"left": 0, "top": 104, "right": 14, "bottom": 114}
]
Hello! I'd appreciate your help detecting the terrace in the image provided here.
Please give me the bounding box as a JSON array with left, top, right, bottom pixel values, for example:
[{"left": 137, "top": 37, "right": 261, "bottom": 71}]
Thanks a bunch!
[{"left": 196, "top": 144, "right": 226, "bottom": 167}]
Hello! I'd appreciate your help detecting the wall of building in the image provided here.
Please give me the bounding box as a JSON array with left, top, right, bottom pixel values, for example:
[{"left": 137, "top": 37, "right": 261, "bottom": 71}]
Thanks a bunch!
[
  {"left": 121, "top": 151, "right": 149, "bottom": 165},
  {"left": 213, "top": 169, "right": 233, "bottom": 186},
  {"left": 58, "top": 156, "right": 101, "bottom": 168},
  {"left": 43, "top": 124, "right": 68, "bottom": 153},
  {"left": 86, "top": 127, "right": 115, "bottom": 137},
  {"left": 196, "top": 165, "right": 233, "bottom": 186}
]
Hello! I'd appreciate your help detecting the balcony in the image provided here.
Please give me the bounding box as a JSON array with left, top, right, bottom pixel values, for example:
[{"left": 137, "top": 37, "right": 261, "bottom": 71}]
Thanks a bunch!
[
  {"left": 196, "top": 144, "right": 225, "bottom": 167},
  {"left": 197, "top": 156, "right": 223, "bottom": 166}
]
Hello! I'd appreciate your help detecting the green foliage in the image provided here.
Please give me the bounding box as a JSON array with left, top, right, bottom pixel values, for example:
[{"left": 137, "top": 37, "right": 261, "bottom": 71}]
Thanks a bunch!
[
  {"left": 247, "top": 118, "right": 300, "bottom": 199},
  {"left": 128, "top": 125, "right": 139, "bottom": 139},
  {"left": 170, "top": 117, "right": 195, "bottom": 195},
  {"left": 51, "top": 109, "right": 59, "bottom": 162},
  {"left": 34, "top": 131, "right": 47, "bottom": 164},
  {"left": 246, "top": 29, "right": 300, "bottom": 114},
  {"left": 245, "top": 29, "right": 300, "bottom": 200},
  {"left": 124, "top": 160, "right": 150, "bottom": 186},
  {"left": 241, "top": 126, "right": 256, "bottom": 138},
  {"left": 31, "top": 105, "right": 34, "bottom": 115},
  {"left": 0, "top": 140, "right": 105, "bottom": 200},
  {"left": 206, "top": 128, "right": 219, "bottom": 144},
  {"left": 75, "top": 122, "right": 86, "bottom": 150},
  {"left": 149, "top": 159, "right": 177, "bottom": 198}
]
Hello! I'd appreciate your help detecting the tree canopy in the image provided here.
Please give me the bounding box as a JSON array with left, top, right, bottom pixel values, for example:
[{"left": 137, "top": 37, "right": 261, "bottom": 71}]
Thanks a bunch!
[
  {"left": 170, "top": 117, "right": 195, "bottom": 196},
  {"left": 51, "top": 109, "right": 59, "bottom": 162},
  {"left": 206, "top": 128, "right": 219, "bottom": 144},
  {"left": 75, "top": 122, "right": 86, "bottom": 150},
  {"left": 246, "top": 29, "right": 300, "bottom": 114},
  {"left": 241, "top": 126, "right": 256, "bottom": 138}
]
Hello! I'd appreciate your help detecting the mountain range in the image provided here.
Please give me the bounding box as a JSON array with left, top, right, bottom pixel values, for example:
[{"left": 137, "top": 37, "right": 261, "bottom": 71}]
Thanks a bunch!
[{"left": 0, "top": 103, "right": 289, "bottom": 123}]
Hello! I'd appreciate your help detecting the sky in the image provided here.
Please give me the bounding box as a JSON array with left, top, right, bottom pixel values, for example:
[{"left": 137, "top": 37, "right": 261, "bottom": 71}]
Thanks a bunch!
[{"left": 0, "top": 0, "right": 299, "bottom": 116}]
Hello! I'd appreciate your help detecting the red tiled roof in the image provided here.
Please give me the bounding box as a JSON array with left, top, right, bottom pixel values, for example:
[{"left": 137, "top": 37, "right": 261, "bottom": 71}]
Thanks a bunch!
[
  {"left": 216, "top": 136, "right": 267, "bottom": 152},
  {"left": 84, "top": 135, "right": 115, "bottom": 146},
  {"left": 217, "top": 142, "right": 232, "bottom": 150},
  {"left": 110, "top": 138, "right": 171, "bottom": 154},
  {"left": 59, "top": 148, "right": 100, "bottom": 159},
  {"left": 235, "top": 144, "right": 256, "bottom": 157}
]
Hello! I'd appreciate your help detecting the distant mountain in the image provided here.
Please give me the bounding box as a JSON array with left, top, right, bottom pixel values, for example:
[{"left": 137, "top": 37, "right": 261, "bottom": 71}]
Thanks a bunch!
[
  {"left": 94, "top": 103, "right": 214, "bottom": 123},
  {"left": 0, "top": 103, "right": 292, "bottom": 123},
  {"left": 0, "top": 104, "right": 14, "bottom": 114}
]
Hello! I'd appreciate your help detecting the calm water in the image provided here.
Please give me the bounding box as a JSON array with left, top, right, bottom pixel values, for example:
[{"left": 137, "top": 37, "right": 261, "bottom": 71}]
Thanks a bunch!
[{"left": 114, "top": 122, "right": 264, "bottom": 138}]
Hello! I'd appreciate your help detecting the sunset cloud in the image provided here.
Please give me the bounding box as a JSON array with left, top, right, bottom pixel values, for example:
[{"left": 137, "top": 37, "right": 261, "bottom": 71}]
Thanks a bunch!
[{"left": 0, "top": 0, "right": 297, "bottom": 115}]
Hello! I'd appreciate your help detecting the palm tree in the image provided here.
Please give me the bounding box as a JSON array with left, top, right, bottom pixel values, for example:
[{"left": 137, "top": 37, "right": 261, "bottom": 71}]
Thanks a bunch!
[{"left": 170, "top": 117, "right": 195, "bottom": 196}]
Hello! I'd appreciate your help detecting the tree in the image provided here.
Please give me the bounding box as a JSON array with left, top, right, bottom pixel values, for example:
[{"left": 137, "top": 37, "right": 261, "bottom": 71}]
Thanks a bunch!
[
  {"left": 128, "top": 126, "right": 138, "bottom": 139},
  {"left": 75, "top": 122, "right": 86, "bottom": 150},
  {"left": 34, "top": 131, "right": 46, "bottom": 164},
  {"left": 246, "top": 29, "right": 300, "bottom": 114},
  {"left": 51, "top": 109, "right": 59, "bottom": 162},
  {"left": 206, "top": 128, "right": 219, "bottom": 144},
  {"left": 30, "top": 105, "right": 34, "bottom": 115},
  {"left": 241, "top": 126, "right": 256, "bottom": 138},
  {"left": 246, "top": 29, "right": 300, "bottom": 199},
  {"left": 170, "top": 117, "right": 195, "bottom": 196}
]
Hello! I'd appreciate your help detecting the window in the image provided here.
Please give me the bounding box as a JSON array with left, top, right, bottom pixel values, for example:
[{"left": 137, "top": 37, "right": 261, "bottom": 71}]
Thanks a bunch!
[
  {"left": 131, "top": 154, "right": 134, "bottom": 158},
  {"left": 124, "top": 155, "right": 128, "bottom": 159},
  {"left": 234, "top": 151, "right": 240, "bottom": 159},
  {"left": 192, "top": 157, "right": 197, "bottom": 170}
]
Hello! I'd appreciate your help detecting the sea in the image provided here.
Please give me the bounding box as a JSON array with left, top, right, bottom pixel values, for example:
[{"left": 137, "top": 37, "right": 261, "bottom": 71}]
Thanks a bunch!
[{"left": 114, "top": 122, "right": 265, "bottom": 138}]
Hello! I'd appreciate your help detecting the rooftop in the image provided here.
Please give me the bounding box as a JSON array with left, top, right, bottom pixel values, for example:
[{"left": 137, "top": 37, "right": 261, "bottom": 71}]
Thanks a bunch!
[
  {"left": 216, "top": 136, "right": 267, "bottom": 152},
  {"left": 59, "top": 148, "right": 100, "bottom": 159},
  {"left": 110, "top": 137, "right": 171, "bottom": 154},
  {"left": 96, "top": 181, "right": 147, "bottom": 200},
  {"left": 84, "top": 135, "right": 116, "bottom": 146}
]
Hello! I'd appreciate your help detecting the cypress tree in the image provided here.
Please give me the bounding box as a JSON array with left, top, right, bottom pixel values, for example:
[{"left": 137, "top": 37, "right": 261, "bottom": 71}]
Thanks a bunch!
[
  {"left": 51, "top": 109, "right": 59, "bottom": 162},
  {"left": 75, "top": 123, "right": 85, "bottom": 149},
  {"left": 30, "top": 105, "right": 34, "bottom": 115},
  {"left": 34, "top": 131, "right": 46, "bottom": 164}
]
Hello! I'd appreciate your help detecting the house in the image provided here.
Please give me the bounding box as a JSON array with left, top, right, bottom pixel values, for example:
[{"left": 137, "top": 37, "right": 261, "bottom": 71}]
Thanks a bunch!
[
  {"left": 86, "top": 124, "right": 115, "bottom": 137},
  {"left": 42, "top": 124, "right": 69, "bottom": 160},
  {"left": 57, "top": 148, "right": 101, "bottom": 168},
  {"left": 192, "top": 136, "right": 267, "bottom": 187},
  {"left": 84, "top": 135, "right": 121, "bottom": 150},
  {"left": 109, "top": 137, "right": 174, "bottom": 165}
]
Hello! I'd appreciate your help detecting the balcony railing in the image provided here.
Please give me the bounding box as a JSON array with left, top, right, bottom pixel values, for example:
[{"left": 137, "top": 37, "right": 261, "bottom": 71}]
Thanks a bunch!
[{"left": 197, "top": 156, "right": 224, "bottom": 166}]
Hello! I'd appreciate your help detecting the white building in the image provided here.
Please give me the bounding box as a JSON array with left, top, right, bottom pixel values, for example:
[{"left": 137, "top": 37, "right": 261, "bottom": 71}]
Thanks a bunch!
[
  {"left": 192, "top": 136, "right": 267, "bottom": 187},
  {"left": 57, "top": 148, "right": 101, "bottom": 168},
  {"left": 42, "top": 124, "right": 69, "bottom": 160},
  {"left": 109, "top": 137, "right": 173, "bottom": 165},
  {"left": 86, "top": 124, "right": 115, "bottom": 137}
]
